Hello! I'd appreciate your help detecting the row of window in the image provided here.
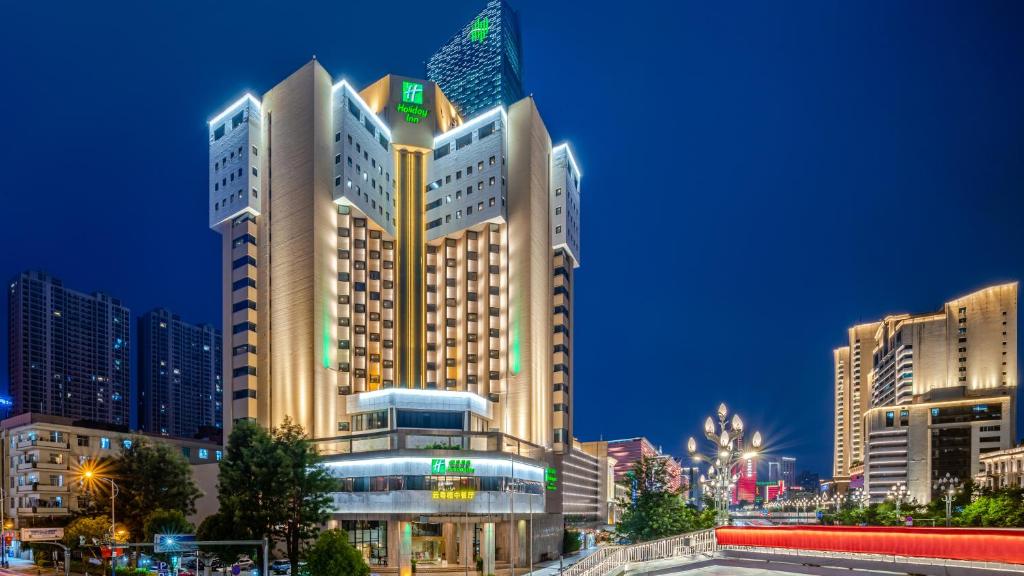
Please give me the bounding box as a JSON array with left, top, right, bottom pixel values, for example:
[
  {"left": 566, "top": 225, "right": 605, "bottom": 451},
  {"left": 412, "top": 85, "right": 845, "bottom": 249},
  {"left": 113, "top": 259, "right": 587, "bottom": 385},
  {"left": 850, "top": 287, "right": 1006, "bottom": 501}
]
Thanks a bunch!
[{"left": 433, "top": 122, "right": 498, "bottom": 160}]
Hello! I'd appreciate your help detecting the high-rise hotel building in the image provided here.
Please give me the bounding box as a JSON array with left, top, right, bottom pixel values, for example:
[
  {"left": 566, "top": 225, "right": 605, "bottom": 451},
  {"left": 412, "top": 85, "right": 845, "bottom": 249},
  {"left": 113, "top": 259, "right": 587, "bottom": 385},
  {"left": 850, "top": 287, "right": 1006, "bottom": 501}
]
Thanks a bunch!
[
  {"left": 7, "top": 271, "right": 131, "bottom": 426},
  {"left": 833, "top": 283, "right": 1018, "bottom": 503},
  {"left": 208, "top": 54, "right": 580, "bottom": 568}
]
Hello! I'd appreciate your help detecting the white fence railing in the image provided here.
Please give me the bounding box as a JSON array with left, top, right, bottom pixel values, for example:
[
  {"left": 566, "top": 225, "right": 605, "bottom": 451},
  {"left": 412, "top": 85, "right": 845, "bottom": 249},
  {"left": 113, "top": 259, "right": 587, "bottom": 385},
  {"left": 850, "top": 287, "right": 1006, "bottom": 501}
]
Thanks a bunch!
[{"left": 561, "top": 529, "right": 717, "bottom": 576}]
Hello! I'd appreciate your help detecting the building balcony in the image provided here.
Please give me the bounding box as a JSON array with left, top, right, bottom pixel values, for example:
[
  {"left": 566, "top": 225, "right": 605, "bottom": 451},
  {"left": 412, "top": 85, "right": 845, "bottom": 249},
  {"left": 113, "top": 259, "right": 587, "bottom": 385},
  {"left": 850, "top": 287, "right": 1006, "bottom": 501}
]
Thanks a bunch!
[
  {"left": 17, "top": 484, "right": 68, "bottom": 494},
  {"left": 317, "top": 429, "right": 545, "bottom": 461},
  {"left": 17, "top": 506, "right": 70, "bottom": 517},
  {"left": 16, "top": 439, "right": 70, "bottom": 451},
  {"left": 16, "top": 461, "right": 68, "bottom": 472}
]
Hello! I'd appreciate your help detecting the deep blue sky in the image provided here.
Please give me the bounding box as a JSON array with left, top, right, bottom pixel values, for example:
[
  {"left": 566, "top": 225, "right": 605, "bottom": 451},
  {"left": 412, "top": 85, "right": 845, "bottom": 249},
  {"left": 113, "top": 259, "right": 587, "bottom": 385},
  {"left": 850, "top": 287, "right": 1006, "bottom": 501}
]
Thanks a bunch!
[{"left": 2, "top": 1, "right": 1023, "bottom": 476}]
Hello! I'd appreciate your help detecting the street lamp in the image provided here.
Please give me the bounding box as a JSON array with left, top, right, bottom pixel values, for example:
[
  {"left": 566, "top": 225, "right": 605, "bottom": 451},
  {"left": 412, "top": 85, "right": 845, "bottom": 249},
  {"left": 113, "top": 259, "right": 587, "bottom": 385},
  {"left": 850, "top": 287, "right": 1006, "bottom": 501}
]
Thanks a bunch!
[
  {"left": 886, "top": 482, "right": 908, "bottom": 522},
  {"left": 688, "top": 403, "right": 764, "bottom": 526},
  {"left": 934, "top": 473, "right": 961, "bottom": 527},
  {"left": 851, "top": 487, "right": 869, "bottom": 510},
  {"left": 81, "top": 467, "right": 119, "bottom": 576}
]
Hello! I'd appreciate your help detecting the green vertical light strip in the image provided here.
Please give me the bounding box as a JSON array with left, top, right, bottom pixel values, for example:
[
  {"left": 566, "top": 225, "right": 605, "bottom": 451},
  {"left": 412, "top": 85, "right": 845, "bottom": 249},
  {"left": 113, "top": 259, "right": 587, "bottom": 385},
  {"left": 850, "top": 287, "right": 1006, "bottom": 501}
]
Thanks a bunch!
[
  {"left": 322, "top": 302, "right": 330, "bottom": 369},
  {"left": 510, "top": 293, "right": 521, "bottom": 375}
]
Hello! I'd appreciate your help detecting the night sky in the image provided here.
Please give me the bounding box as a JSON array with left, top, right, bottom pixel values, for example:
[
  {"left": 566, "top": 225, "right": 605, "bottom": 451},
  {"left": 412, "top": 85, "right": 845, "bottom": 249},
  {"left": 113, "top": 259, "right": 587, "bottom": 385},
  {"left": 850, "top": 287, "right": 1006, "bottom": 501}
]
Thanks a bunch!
[{"left": 2, "top": 1, "right": 1023, "bottom": 476}]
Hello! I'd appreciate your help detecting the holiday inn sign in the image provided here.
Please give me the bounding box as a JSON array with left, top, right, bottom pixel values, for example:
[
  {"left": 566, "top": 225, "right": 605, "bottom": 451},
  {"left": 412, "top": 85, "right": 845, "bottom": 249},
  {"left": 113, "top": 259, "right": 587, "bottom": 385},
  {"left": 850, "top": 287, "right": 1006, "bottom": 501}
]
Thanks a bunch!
[{"left": 431, "top": 458, "right": 475, "bottom": 475}]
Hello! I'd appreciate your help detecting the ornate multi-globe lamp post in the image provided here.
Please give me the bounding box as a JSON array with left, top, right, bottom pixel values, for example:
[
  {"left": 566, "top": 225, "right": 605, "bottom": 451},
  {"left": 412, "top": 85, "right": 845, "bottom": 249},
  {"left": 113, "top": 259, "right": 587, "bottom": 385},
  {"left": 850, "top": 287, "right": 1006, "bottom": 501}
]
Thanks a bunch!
[
  {"left": 852, "top": 487, "right": 870, "bottom": 509},
  {"left": 934, "top": 473, "right": 961, "bottom": 527},
  {"left": 687, "top": 403, "right": 763, "bottom": 526},
  {"left": 887, "top": 481, "right": 909, "bottom": 520}
]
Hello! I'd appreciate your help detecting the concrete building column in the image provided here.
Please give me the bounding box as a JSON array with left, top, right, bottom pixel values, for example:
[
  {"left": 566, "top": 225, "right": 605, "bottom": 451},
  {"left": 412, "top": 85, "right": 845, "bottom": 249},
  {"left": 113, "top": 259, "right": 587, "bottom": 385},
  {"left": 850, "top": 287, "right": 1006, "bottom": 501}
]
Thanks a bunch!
[
  {"left": 460, "top": 523, "right": 474, "bottom": 567},
  {"left": 442, "top": 522, "right": 456, "bottom": 565},
  {"left": 388, "top": 521, "right": 412, "bottom": 576},
  {"left": 482, "top": 522, "right": 495, "bottom": 575}
]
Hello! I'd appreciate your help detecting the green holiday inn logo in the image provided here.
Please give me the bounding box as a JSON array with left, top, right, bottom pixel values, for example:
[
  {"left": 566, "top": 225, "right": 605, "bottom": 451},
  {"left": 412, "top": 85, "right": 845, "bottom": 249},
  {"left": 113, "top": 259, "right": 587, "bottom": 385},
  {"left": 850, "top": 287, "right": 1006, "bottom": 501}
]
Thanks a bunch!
[
  {"left": 397, "top": 81, "right": 429, "bottom": 124},
  {"left": 402, "top": 81, "right": 423, "bottom": 104},
  {"left": 430, "top": 458, "right": 475, "bottom": 475},
  {"left": 470, "top": 16, "right": 490, "bottom": 43}
]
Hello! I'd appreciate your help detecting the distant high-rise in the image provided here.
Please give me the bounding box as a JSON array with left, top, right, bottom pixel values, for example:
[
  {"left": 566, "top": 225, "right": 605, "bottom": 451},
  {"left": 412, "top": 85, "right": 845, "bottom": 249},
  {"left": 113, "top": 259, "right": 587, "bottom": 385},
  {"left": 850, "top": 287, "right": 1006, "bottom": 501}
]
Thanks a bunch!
[
  {"left": 7, "top": 271, "right": 130, "bottom": 426},
  {"left": 833, "top": 283, "right": 1018, "bottom": 503},
  {"left": 138, "top": 309, "right": 222, "bottom": 438},
  {"left": 427, "top": 0, "right": 525, "bottom": 118}
]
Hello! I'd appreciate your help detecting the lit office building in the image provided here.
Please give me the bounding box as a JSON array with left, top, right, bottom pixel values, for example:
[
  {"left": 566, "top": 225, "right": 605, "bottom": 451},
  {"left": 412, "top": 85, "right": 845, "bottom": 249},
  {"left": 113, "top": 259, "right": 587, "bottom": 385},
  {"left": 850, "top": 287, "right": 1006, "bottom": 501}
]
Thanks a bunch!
[
  {"left": 208, "top": 54, "right": 581, "bottom": 570},
  {"left": 7, "top": 271, "right": 130, "bottom": 426},
  {"left": 138, "top": 309, "right": 223, "bottom": 439},
  {"left": 833, "top": 284, "right": 1017, "bottom": 503},
  {"left": 427, "top": 0, "right": 525, "bottom": 118}
]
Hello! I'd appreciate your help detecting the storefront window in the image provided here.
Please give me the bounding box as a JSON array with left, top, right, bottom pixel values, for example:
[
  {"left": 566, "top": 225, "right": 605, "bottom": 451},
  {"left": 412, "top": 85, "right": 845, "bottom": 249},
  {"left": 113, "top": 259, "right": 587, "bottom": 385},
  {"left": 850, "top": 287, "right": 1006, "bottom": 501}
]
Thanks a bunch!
[{"left": 342, "top": 520, "right": 387, "bottom": 565}]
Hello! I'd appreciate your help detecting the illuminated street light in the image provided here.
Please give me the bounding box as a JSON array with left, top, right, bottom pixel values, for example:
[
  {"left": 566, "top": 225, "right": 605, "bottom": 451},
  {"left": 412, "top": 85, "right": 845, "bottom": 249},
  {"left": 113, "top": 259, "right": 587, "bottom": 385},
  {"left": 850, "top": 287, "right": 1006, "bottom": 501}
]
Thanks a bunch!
[
  {"left": 79, "top": 463, "right": 120, "bottom": 576},
  {"left": 934, "top": 473, "right": 961, "bottom": 527},
  {"left": 852, "top": 487, "right": 870, "bottom": 509},
  {"left": 886, "top": 481, "right": 909, "bottom": 520},
  {"left": 688, "top": 403, "right": 764, "bottom": 526}
]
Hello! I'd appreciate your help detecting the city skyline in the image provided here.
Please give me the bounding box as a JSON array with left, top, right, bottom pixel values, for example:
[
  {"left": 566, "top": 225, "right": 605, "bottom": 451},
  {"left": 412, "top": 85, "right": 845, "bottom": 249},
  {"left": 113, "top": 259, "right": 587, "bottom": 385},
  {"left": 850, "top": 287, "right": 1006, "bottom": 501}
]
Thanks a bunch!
[{"left": 3, "top": 0, "right": 1024, "bottom": 477}]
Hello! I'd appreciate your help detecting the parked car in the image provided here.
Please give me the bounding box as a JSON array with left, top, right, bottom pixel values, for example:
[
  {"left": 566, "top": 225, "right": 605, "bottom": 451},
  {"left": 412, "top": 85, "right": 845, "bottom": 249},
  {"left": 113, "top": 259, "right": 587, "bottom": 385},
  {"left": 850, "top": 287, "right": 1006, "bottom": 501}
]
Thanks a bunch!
[
  {"left": 270, "top": 559, "right": 292, "bottom": 575},
  {"left": 235, "top": 555, "right": 256, "bottom": 570}
]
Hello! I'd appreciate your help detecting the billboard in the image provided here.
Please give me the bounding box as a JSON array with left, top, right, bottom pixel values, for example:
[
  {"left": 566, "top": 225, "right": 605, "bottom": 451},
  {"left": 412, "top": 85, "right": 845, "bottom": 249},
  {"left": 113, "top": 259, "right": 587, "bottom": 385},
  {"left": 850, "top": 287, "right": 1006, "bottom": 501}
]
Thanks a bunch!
[{"left": 21, "top": 527, "right": 64, "bottom": 542}]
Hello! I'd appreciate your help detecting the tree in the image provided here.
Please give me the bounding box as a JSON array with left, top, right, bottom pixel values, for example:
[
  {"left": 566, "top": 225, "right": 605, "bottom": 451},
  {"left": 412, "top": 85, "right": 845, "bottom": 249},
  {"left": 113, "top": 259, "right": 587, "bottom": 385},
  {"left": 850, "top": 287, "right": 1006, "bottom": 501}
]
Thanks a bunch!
[
  {"left": 143, "top": 509, "right": 194, "bottom": 542},
  {"left": 197, "top": 512, "right": 252, "bottom": 562},
  {"left": 63, "top": 515, "right": 110, "bottom": 550},
  {"left": 615, "top": 456, "right": 712, "bottom": 542},
  {"left": 217, "top": 420, "right": 284, "bottom": 545},
  {"left": 216, "top": 418, "right": 335, "bottom": 575},
  {"left": 959, "top": 487, "right": 1024, "bottom": 527},
  {"left": 305, "top": 529, "right": 369, "bottom": 576},
  {"left": 102, "top": 439, "right": 201, "bottom": 539},
  {"left": 272, "top": 418, "right": 336, "bottom": 576}
]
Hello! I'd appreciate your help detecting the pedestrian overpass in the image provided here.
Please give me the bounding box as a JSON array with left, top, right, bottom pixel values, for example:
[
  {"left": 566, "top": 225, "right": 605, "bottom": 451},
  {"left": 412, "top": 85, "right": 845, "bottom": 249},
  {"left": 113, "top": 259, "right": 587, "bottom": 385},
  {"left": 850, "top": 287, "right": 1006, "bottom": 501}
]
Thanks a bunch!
[{"left": 557, "top": 526, "right": 1024, "bottom": 576}]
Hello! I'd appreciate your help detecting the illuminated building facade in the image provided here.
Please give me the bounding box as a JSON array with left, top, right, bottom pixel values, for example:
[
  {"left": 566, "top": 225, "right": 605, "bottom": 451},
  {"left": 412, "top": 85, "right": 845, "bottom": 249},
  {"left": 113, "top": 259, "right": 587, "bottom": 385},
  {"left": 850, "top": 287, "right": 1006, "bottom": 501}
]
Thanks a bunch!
[
  {"left": 976, "top": 444, "right": 1024, "bottom": 489},
  {"left": 208, "top": 56, "right": 581, "bottom": 570},
  {"left": 832, "top": 322, "right": 878, "bottom": 483},
  {"left": 605, "top": 437, "right": 683, "bottom": 492},
  {"left": 138, "top": 308, "right": 222, "bottom": 439},
  {"left": 7, "top": 271, "right": 130, "bottom": 426},
  {"left": 427, "top": 0, "right": 525, "bottom": 118},
  {"left": 833, "top": 284, "right": 1018, "bottom": 503},
  {"left": 0, "top": 412, "right": 219, "bottom": 528}
]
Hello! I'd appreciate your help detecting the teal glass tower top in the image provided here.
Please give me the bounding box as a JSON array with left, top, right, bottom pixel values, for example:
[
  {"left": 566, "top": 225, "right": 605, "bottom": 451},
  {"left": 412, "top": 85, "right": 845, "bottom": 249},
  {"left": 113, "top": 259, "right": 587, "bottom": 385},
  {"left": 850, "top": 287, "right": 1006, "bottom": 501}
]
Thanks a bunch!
[{"left": 427, "top": 0, "right": 525, "bottom": 119}]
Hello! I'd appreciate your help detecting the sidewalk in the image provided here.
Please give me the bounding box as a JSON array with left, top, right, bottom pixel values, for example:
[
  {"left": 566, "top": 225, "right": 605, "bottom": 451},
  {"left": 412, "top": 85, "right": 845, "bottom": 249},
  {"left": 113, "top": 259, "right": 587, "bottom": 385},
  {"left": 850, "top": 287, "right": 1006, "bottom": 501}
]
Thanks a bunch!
[{"left": 525, "top": 546, "right": 601, "bottom": 576}]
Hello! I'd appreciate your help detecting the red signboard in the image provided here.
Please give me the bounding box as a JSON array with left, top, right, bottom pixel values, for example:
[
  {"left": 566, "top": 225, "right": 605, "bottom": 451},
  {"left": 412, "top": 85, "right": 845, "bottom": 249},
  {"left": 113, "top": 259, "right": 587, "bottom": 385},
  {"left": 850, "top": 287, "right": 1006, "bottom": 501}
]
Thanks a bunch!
[
  {"left": 100, "top": 546, "right": 124, "bottom": 559},
  {"left": 716, "top": 525, "right": 1024, "bottom": 565}
]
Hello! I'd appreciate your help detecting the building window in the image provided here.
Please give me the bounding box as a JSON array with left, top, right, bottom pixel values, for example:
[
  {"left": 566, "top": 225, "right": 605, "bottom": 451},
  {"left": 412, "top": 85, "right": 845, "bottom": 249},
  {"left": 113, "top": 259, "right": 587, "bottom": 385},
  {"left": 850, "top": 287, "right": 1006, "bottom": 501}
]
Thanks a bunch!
[
  {"left": 885, "top": 411, "right": 895, "bottom": 427},
  {"left": 100, "top": 438, "right": 111, "bottom": 450},
  {"left": 199, "top": 448, "right": 209, "bottom": 460}
]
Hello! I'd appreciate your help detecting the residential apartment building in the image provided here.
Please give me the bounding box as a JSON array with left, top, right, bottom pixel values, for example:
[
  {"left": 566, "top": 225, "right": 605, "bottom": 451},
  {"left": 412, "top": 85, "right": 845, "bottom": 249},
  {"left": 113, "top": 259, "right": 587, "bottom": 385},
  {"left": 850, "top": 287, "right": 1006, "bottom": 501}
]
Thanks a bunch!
[
  {"left": 7, "top": 271, "right": 130, "bottom": 426},
  {"left": 834, "top": 283, "right": 1018, "bottom": 504},
  {"left": 1, "top": 412, "right": 220, "bottom": 527},
  {"left": 138, "top": 309, "right": 223, "bottom": 439},
  {"left": 427, "top": 0, "right": 525, "bottom": 118},
  {"left": 207, "top": 48, "right": 581, "bottom": 570}
]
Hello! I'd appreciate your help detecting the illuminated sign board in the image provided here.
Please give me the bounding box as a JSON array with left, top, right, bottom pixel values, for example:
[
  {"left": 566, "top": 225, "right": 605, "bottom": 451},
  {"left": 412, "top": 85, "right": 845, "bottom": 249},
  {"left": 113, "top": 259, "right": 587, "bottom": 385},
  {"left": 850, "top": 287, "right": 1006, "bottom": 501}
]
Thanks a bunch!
[
  {"left": 545, "top": 467, "right": 558, "bottom": 491},
  {"left": 431, "top": 458, "right": 475, "bottom": 475},
  {"left": 432, "top": 488, "right": 476, "bottom": 500},
  {"left": 402, "top": 81, "right": 423, "bottom": 105},
  {"left": 470, "top": 16, "right": 490, "bottom": 43},
  {"left": 396, "top": 81, "right": 430, "bottom": 124}
]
